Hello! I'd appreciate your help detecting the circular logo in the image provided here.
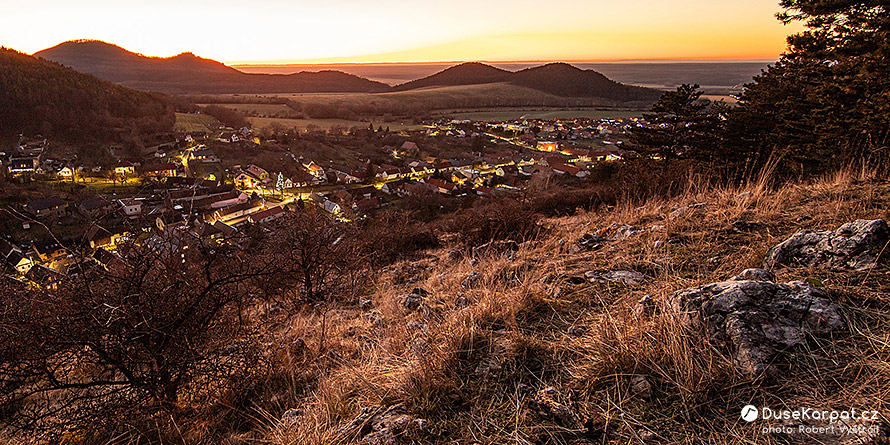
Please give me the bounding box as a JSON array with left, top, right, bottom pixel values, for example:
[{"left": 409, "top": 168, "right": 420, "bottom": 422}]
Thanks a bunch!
[{"left": 741, "top": 405, "right": 759, "bottom": 422}]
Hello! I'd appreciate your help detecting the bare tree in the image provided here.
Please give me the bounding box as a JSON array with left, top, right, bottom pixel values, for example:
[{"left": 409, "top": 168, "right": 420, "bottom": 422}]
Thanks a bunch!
[
  {"left": 0, "top": 231, "right": 277, "bottom": 437},
  {"left": 261, "top": 208, "right": 366, "bottom": 307}
]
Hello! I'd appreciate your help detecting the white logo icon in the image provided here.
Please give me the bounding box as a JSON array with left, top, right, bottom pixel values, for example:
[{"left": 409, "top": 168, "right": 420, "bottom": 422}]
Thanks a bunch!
[{"left": 741, "top": 405, "right": 759, "bottom": 422}]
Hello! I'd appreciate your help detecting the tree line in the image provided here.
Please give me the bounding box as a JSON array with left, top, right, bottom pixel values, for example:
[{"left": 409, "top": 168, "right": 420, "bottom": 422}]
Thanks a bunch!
[{"left": 630, "top": 0, "right": 890, "bottom": 178}]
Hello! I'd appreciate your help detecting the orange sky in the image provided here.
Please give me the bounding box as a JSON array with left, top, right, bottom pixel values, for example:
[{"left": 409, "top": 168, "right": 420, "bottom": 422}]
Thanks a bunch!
[{"left": 3, "top": 0, "right": 801, "bottom": 63}]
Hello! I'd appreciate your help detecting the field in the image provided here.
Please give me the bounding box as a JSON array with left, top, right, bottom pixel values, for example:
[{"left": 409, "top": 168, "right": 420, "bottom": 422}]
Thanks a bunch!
[
  {"left": 174, "top": 112, "right": 220, "bottom": 132},
  {"left": 190, "top": 83, "right": 653, "bottom": 127},
  {"left": 246, "top": 116, "right": 423, "bottom": 131},
  {"left": 437, "top": 109, "right": 643, "bottom": 121},
  {"left": 196, "top": 103, "right": 299, "bottom": 117}
]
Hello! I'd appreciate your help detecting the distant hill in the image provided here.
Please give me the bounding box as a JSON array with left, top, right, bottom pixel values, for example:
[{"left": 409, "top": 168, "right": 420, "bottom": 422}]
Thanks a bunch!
[
  {"left": 35, "top": 40, "right": 392, "bottom": 94},
  {"left": 511, "top": 63, "right": 660, "bottom": 101},
  {"left": 392, "top": 62, "right": 512, "bottom": 90},
  {"left": 394, "top": 62, "right": 661, "bottom": 103},
  {"left": 0, "top": 47, "right": 174, "bottom": 144}
]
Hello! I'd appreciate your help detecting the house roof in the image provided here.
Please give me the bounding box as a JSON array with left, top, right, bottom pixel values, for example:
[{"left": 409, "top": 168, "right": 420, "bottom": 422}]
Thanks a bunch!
[
  {"left": 27, "top": 196, "right": 67, "bottom": 212},
  {"left": 249, "top": 206, "right": 284, "bottom": 222},
  {"left": 80, "top": 197, "right": 112, "bottom": 211},
  {"left": 144, "top": 162, "right": 177, "bottom": 172}
]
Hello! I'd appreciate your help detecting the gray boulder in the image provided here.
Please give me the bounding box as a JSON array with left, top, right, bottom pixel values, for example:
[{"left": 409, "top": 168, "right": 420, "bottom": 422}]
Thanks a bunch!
[
  {"left": 764, "top": 219, "right": 889, "bottom": 271},
  {"left": 674, "top": 280, "right": 844, "bottom": 375}
]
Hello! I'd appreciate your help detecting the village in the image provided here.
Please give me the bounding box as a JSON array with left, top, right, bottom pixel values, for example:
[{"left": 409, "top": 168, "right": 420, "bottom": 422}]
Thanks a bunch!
[{"left": 0, "top": 116, "right": 637, "bottom": 287}]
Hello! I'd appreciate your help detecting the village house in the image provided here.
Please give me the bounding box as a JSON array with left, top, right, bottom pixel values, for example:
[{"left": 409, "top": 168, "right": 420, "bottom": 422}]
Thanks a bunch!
[
  {"left": 7, "top": 155, "right": 40, "bottom": 175},
  {"left": 57, "top": 165, "right": 75, "bottom": 179},
  {"left": 26, "top": 196, "right": 68, "bottom": 218},
  {"left": 218, "top": 132, "right": 240, "bottom": 143},
  {"left": 423, "top": 178, "right": 457, "bottom": 195},
  {"left": 211, "top": 199, "right": 264, "bottom": 223},
  {"left": 400, "top": 141, "right": 420, "bottom": 156},
  {"left": 142, "top": 163, "right": 178, "bottom": 178},
  {"left": 114, "top": 161, "right": 136, "bottom": 177},
  {"left": 118, "top": 198, "right": 143, "bottom": 218},
  {"left": 187, "top": 148, "right": 220, "bottom": 163},
  {"left": 79, "top": 197, "right": 114, "bottom": 218},
  {"left": 537, "top": 141, "right": 558, "bottom": 152},
  {"left": 376, "top": 164, "right": 402, "bottom": 181},
  {"left": 234, "top": 172, "right": 262, "bottom": 190},
  {"left": 248, "top": 206, "right": 285, "bottom": 224}
]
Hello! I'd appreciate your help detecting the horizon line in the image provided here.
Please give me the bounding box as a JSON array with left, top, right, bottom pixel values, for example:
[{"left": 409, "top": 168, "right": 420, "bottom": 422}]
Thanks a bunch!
[{"left": 227, "top": 57, "right": 779, "bottom": 67}]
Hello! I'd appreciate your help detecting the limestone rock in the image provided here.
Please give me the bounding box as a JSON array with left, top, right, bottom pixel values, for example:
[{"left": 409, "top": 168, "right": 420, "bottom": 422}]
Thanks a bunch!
[
  {"left": 764, "top": 219, "right": 889, "bottom": 271},
  {"left": 674, "top": 280, "right": 844, "bottom": 375}
]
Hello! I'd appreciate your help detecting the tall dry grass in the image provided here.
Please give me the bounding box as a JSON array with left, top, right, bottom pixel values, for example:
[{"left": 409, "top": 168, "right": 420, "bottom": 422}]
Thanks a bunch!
[{"left": 243, "top": 163, "right": 889, "bottom": 444}]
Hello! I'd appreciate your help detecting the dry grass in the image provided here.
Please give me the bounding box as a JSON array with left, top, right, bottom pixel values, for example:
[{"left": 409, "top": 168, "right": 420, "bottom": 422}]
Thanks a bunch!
[{"left": 242, "top": 166, "right": 889, "bottom": 444}]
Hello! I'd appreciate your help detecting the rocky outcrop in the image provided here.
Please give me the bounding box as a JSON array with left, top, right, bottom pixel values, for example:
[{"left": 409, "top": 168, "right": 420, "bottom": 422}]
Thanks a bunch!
[
  {"left": 764, "top": 219, "right": 889, "bottom": 271},
  {"left": 335, "top": 404, "right": 428, "bottom": 444},
  {"left": 674, "top": 279, "right": 844, "bottom": 375}
]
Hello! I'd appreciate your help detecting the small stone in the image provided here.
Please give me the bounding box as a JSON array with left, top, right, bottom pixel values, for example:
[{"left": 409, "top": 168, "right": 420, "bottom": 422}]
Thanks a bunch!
[
  {"left": 585, "top": 270, "right": 646, "bottom": 286},
  {"left": 281, "top": 408, "right": 303, "bottom": 424},
  {"left": 461, "top": 272, "right": 482, "bottom": 289},
  {"left": 633, "top": 295, "right": 657, "bottom": 318},
  {"left": 567, "top": 325, "right": 588, "bottom": 336},
  {"left": 400, "top": 294, "right": 424, "bottom": 310},
  {"left": 631, "top": 375, "right": 653, "bottom": 399},
  {"left": 639, "top": 430, "right": 656, "bottom": 441},
  {"left": 414, "top": 418, "right": 431, "bottom": 432},
  {"left": 407, "top": 321, "right": 429, "bottom": 332},
  {"left": 732, "top": 268, "right": 776, "bottom": 282}
]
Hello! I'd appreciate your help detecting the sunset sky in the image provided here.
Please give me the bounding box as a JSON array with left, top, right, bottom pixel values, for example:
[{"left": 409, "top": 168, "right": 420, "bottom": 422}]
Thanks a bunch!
[{"left": 3, "top": 0, "right": 800, "bottom": 64}]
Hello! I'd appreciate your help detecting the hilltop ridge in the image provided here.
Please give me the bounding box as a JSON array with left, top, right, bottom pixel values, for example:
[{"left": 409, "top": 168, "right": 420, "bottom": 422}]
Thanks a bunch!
[{"left": 35, "top": 40, "right": 392, "bottom": 94}]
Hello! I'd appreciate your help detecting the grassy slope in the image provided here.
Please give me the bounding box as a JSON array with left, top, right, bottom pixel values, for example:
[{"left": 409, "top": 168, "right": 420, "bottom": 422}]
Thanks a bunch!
[
  {"left": 252, "top": 169, "right": 889, "bottom": 444},
  {"left": 174, "top": 112, "right": 220, "bottom": 132}
]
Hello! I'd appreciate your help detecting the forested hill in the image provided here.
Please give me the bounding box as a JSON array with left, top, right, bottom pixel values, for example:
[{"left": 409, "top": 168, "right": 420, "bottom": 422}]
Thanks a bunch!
[
  {"left": 394, "top": 62, "right": 661, "bottom": 102},
  {"left": 35, "top": 40, "right": 392, "bottom": 94},
  {"left": 0, "top": 47, "right": 175, "bottom": 144}
]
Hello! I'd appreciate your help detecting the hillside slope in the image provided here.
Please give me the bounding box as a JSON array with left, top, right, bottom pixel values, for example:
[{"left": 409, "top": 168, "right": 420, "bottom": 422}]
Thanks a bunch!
[
  {"left": 35, "top": 40, "right": 392, "bottom": 94},
  {"left": 258, "top": 170, "right": 889, "bottom": 443},
  {"left": 0, "top": 47, "right": 174, "bottom": 143}
]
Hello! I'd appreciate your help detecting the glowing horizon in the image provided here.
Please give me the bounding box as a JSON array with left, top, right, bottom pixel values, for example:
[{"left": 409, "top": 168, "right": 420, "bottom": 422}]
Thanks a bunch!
[{"left": 3, "top": 0, "right": 801, "bottom": 65}]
